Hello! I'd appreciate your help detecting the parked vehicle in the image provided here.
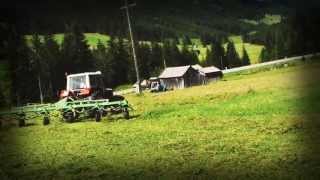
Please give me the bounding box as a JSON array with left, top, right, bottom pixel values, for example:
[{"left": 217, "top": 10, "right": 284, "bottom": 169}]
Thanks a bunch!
[{"left": 150, "top": 81, "right": 166, "bottom": 93}]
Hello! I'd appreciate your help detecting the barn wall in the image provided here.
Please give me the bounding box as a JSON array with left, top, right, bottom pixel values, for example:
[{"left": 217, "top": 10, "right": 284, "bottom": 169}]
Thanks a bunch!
[
  {"left": 160, "top": 78, "right": 184, "bottom": 90},
  {"left": 184, "top": 68, "right": 201, "bottom": 87},
  {"left": 205, "top": 71, "right": 223, "bottom": 84}
]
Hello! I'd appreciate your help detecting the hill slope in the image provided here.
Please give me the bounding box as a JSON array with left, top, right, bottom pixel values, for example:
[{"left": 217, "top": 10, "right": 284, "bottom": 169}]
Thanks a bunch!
[
  {"left": 6, "top": 0, "right": 290, "bottom": 39},
  {"left": 1, "top": 60, "right": 320, "bottom": 179}
]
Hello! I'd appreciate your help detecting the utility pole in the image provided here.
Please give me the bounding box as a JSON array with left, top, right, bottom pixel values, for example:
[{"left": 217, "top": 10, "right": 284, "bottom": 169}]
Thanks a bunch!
[
  {"left": 159, "top": 18, "right": 167, "bottom": 68},
  {"left": 121, "top": 0, "right": 141, "bottom": 94}
]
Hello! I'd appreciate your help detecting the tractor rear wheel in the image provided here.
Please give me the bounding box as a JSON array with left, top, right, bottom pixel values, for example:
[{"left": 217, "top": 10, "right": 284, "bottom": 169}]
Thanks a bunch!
[{"left": 43, "top": 117, "right": 50, "bottom": 126}]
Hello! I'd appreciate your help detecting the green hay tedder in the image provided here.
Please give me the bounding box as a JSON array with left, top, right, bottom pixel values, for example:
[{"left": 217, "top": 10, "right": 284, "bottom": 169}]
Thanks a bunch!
[{"left": 0, "top": 71, "right": 132, "bottom": 127}]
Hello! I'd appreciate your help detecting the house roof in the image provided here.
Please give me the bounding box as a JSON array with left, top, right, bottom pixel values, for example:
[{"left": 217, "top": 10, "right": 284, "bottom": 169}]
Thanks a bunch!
[
  {"left": 67, "top": 71, "right": 102, "bottom": 78},
  {"left": 200, "top": 66, "right": 221, "bottom": 74},
  {"left": 159, "top": 65, "right": 192, "bottom": 79}
]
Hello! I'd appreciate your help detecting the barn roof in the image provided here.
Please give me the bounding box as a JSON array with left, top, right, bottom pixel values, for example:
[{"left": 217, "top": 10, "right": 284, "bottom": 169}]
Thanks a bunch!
[
  {"left": 159, "top": 65, "right": 192, "bottom": 79},
  {"left": 192, "top": 64, "right": 203, "bottom": 71},
  {"left": 200, "top": 66, "right": 221, "bottom": 74}
]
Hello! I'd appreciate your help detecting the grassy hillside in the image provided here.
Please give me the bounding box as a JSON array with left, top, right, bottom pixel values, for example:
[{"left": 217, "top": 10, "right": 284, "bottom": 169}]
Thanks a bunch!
[
  {"left": 227, "top": 36, "right": 264, "bottom": 64},
  {"left": 241, "top": 14, "right": 282, "bottom": 26},
  {"left": 26, "top": 34, "right": 263, "bottom": 64},
  {"left": 25, "top": 33, "right": 111, "bottom": 49},
  {"left": 10, "top": 0, "right": 291, "bottom": 38},
  {"left": 187, "top": 36, "right": 263, "bottom": 63},
  {"left": 1, "top": 60, "right": 320, "bottom": 179}
]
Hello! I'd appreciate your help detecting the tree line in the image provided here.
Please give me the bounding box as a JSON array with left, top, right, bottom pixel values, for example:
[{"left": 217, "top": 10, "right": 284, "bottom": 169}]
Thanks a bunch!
[
  {"left": 1, "top": 23, "right": 254, "bottom": 106},
  {"left": 244, "top": 7, "right": 320, "bottom": 62}
]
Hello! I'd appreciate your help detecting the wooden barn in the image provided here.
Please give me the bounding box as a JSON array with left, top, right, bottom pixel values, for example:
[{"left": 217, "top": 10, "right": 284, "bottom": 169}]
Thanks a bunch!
[
  {"left": 200, "top": 66, "right": 223, "bottom": 84},
  {"left": 159, "top": 65, "right": 201, "bottom": 90}
]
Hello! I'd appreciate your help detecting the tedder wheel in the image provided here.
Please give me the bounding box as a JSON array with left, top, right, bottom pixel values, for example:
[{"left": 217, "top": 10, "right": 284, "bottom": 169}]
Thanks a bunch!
[
  {"left": 43, "top": 117, "right": 50, "bottom": 126},
  {"left": 95, "top": 110, "right": 102, "bottom": 122},
  {"left": 123, "top": 109, "right": 129, "bottom": 120},
  {"left": 63, "top": 111, "right": 75, "bottom": 123},
  {"left": 18, "top": 114, "right": 26, "bottom": 127},
  {"left": 18, "top": 119, "right": 26, "bottom": 127}
]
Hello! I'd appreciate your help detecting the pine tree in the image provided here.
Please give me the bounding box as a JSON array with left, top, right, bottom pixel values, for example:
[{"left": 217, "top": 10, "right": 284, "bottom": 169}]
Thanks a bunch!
[
  {"left": 183, "top": 35, "right": 192, "bottom": 45},
  {"left": 200, "top": 33, "right": 212, "bottom": 46},
  {"left": 226, "top": 41, "right": 241, "bottom": 68},
  {"left": 163, "top": 40, "right": 181, "bottom": 67},
  {"left": 162, "top": 40, "right": 171, "bottom": 66},
  {"left": 0, "top": 82, "right": 6, "bottom": 107},
  {"left": 61, "top": 24, "right": 94, "bottom": 74},
  {"left": 41, "top": 34, "right": 61, "bottom": 100},
  {"left": 150, "top": 41, "right": 164, "bottom": 76},
  {"left": 180, "top": 41, "right": 198, "bottom": 66},
  {"left": 259, "top": 47, "right": 269, "bottom": 63},
  {"left": 30, "top": 34, "right": 47, "bottom": 103},
  {"left": 8, "top": 31, "right": 37, "bottom": 105},
  {"left": 93, "top": 40, "right": 115, "bottom": 87},
  {"left": 241, "top": 45, "right": 251, "bottom": 66},
  {"left": 210, "top": 40, "right": 225, "bottom": 69},
  {"left": 204, "top": 47, "right": 213, "bottom": 66},
  {"left": 136, "top": 42, "right": 152, "bottom": 79},
  {"left": 115, "top": 38, "right": 131, "bottom": 86}
]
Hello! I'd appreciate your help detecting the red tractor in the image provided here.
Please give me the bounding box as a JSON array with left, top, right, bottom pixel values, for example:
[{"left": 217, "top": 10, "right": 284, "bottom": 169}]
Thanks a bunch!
[{"left": 59, "top": 71, "right": 124, "bottom": 101}]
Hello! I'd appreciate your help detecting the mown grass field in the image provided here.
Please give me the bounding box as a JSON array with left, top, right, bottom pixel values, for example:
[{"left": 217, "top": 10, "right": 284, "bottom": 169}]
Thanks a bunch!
[{"left": 1, "top": 60, "right": 319, "bottom": 179}]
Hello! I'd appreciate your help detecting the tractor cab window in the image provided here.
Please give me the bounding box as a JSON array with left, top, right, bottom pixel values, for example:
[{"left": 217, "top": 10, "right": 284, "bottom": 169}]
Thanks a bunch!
[
  {"left": 69, "top": 76, "right": 87, "bottom": 90},
  {"left": 89, "top": 75, "right": 104, "bottom": 89}
]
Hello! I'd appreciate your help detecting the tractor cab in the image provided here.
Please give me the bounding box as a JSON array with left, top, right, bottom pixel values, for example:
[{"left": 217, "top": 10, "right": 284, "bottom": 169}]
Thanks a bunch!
[{"left": 60, "top": 71, "right": 113, "bottom": 100}]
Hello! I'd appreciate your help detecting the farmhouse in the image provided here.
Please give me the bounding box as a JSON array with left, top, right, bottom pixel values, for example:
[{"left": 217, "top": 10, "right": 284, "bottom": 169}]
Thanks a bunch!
[{"left": 159, "top": 65, "right": 201, "bottom": 90}]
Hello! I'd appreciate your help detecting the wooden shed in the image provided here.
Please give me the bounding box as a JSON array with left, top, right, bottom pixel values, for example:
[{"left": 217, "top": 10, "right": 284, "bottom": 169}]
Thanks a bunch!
[
  {"left": 200, "top": 66, "right": 223, "bottom": 84},
  {"left": 159, "top": 65, "right": 201, "bottom": 90}
]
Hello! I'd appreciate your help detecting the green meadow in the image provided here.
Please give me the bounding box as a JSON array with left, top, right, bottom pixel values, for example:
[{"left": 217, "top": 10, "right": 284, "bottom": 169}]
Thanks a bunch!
[
  {"left": 1, "top": 60, "right": 319, "bottom": 179},
  {"left": 25, "top": 33, "right": 111, "bottom": 49},
  {"left": 25, "top": 34, "right": 264, "bottom": 64}
]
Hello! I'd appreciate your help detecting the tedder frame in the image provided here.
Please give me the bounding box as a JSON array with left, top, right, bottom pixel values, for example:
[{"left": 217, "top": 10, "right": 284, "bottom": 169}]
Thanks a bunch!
[{"left": 0, "top": 97, "right": 132, "bottom": 127}]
